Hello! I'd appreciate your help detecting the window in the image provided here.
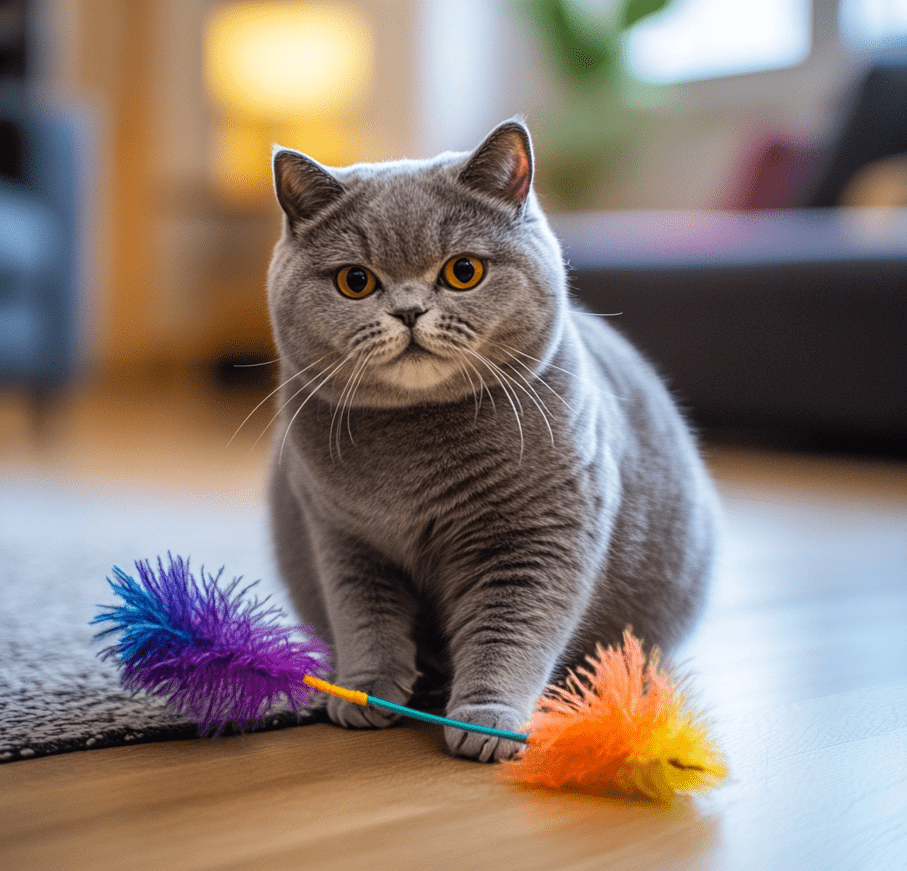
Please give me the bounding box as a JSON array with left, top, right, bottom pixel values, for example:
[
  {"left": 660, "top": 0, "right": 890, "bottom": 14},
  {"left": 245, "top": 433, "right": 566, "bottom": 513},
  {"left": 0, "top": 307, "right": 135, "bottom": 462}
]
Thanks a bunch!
[
  {"left": 840, "top": 0, "right": 907, "bottom": 47},
  {"left": 623, "top": 0, "right": 812, "bottom": 84}
]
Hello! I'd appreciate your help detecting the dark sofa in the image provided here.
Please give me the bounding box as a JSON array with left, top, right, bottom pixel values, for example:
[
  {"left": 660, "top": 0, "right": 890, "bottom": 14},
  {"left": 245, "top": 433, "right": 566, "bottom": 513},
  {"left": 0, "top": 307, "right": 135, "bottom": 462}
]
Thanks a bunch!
[{"left": 553, "top": 208, "right": 907, "bottom": 453}]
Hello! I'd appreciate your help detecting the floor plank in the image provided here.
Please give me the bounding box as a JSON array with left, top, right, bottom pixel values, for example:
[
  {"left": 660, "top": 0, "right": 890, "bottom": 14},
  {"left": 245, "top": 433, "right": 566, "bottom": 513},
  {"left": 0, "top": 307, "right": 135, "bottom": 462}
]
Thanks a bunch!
[{"left": 1, "top": 379, "right": 905, "bottom": 870}]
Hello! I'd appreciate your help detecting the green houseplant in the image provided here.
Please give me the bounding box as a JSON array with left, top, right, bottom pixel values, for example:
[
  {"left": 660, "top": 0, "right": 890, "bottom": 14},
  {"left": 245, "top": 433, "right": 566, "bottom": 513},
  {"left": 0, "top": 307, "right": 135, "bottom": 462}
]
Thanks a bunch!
[{"left": 520, "top": 0, "right": 674, "bottom": 207}]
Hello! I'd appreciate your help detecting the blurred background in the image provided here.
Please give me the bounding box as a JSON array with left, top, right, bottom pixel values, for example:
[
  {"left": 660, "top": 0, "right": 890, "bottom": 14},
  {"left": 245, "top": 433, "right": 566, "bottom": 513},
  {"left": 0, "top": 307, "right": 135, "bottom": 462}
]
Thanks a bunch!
[{"left": 2, "top": 0, "right": 907, "bottom": 484}]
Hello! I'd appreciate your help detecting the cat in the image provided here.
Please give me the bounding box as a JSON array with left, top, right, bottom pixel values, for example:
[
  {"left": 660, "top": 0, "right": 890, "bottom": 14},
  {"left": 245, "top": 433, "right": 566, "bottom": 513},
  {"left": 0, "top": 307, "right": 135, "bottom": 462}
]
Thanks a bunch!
[{"left": 266, "top": 119, "right": 719, "bottom": 762}]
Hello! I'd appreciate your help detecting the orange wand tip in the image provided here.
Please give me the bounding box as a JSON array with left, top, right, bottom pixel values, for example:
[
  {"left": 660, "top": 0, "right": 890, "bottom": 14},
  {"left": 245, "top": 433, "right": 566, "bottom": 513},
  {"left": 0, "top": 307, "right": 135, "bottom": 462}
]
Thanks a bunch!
[
  {"left": 302, "top": 674, "right": 368, "bottom": 707},
  {"left": 501, "top": 629, "right": 728, "bottom": 802}
]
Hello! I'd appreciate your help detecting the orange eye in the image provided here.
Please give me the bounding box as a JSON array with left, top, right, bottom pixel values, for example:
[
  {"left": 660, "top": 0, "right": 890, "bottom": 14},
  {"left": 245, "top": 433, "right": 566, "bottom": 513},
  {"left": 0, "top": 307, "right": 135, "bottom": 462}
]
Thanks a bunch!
[
  {"left": 336, "top": 265, "right": 378, "bottom": 299},
  {"left": 442, "top": 255, "right": 485, "bottom": 291}
]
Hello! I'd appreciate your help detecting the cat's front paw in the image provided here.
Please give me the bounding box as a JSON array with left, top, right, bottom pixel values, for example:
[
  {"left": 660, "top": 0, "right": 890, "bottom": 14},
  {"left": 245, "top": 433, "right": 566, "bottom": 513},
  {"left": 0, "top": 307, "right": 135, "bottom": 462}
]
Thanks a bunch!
[
  {"left": 444, "top": 703, "right": 528, "bottom": 762},
  {"left": 326, "top": 674, "right": 412, "bottom": 730}
]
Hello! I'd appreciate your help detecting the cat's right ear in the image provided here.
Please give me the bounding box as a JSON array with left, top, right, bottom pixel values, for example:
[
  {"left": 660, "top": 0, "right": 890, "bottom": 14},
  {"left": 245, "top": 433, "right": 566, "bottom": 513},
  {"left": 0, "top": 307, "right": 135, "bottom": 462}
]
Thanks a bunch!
[{"left": 272, "top": 147, "right": 345, "bottom": 227}]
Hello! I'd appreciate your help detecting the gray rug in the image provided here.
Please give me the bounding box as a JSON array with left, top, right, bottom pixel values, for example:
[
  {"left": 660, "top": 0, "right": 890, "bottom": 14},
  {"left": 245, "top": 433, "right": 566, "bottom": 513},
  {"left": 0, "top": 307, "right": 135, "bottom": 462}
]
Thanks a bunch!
[{"left": 0, "top": 476, "right": 315, "bottom": 763}]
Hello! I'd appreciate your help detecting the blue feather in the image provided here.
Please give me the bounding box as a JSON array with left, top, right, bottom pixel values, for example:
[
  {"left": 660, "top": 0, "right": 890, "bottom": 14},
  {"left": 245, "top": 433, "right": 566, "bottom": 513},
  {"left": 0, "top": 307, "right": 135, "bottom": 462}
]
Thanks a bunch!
[{"left": 92, "top": 554, "right": 332, "bottom": 733}]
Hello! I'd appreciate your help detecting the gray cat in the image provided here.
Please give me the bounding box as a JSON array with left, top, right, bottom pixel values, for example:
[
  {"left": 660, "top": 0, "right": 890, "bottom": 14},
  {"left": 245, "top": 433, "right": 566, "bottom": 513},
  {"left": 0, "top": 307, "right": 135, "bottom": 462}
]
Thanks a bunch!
[{"left": 266, "top": 120, "right": 718, "bottom": 762}]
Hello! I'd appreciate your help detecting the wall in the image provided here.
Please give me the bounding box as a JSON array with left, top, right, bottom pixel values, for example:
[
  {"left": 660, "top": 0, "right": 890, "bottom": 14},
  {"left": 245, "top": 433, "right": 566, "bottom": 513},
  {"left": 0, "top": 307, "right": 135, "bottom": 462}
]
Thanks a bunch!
[
  {"left": 34, "top": 0, "right": 881, "bottom": 375},
  {"left": 472, "top": 0, "right": 868, "bottom": 211}
]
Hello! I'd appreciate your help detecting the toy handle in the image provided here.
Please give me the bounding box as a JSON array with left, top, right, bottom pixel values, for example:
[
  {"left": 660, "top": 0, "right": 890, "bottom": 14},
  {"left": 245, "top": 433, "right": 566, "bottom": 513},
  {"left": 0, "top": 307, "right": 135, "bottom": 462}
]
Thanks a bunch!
[{"left": 302, "top": 675, "right": 529, "bottom": 743}]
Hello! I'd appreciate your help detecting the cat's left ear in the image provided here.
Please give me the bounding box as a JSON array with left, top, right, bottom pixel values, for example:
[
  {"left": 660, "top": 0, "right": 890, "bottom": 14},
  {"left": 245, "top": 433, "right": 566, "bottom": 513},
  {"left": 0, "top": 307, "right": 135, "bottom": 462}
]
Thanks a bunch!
[{"left": 459, "top": 120, "right": 533, "bottom": 212}]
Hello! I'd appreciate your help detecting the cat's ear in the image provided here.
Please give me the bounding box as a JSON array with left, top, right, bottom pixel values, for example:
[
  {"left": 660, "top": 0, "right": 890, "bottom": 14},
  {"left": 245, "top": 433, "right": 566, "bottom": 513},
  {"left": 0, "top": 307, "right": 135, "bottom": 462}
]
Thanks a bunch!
[
  {"left": 272, "top": 147, "right": 345, "bottom": 226},
  {"left": 459, "top": 120, "right": 533, "bottom": 211}
]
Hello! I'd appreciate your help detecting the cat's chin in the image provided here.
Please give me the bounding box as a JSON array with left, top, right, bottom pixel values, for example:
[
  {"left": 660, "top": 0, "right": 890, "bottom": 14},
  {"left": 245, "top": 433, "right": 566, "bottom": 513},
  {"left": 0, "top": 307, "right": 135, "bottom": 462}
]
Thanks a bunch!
[{"left": 377, "top": 354, "right": 458, "bottom": 392}]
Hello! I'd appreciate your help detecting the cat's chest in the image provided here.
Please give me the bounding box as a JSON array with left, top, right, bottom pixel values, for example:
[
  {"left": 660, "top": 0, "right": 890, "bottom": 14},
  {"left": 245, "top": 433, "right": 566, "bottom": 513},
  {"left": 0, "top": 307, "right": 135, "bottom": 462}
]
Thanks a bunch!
[
  {"left": 292, "top": 400, "right": 506, "bottom": 506},
  {"left": 282, "top": 393, "right": 580, "bottom": 554}
]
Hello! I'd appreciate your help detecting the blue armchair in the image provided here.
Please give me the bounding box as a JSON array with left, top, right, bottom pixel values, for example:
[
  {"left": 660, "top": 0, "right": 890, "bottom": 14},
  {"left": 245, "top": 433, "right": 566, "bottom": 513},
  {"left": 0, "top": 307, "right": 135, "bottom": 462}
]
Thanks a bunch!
[{"left": 0, "top": 92, "right": 86, "bottom": 407}]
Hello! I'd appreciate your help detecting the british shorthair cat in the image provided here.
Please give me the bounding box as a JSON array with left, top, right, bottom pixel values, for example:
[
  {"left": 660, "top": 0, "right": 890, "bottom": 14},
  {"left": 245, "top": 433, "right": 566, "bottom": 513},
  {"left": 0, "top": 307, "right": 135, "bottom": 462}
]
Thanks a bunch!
[{"left": 266, "top": 120, "right": 718, "bottom": 761}]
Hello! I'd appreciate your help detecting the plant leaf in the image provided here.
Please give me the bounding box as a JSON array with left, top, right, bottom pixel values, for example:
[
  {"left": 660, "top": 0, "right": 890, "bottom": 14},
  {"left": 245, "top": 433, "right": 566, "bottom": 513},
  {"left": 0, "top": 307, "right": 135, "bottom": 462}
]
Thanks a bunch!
[
  {"left": 622, "top": 0, "right": 673, "bottom": 31},
  {"left": 524, "top": 0, "right": 615, "bottom": 82}
]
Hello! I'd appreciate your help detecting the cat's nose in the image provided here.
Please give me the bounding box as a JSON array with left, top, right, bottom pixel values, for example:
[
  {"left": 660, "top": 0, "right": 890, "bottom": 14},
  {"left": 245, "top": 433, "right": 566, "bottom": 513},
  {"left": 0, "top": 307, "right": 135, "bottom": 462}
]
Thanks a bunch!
[{"left": 390, "top": 307, "right": 426, "bottom": 329}]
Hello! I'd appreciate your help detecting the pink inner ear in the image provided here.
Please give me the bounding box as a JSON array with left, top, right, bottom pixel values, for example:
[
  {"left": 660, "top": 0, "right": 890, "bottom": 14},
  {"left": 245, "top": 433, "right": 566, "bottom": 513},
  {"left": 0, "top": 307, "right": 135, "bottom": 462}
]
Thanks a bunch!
[{"left": 506, "top": 146, "right": 531, "bottom": 204}]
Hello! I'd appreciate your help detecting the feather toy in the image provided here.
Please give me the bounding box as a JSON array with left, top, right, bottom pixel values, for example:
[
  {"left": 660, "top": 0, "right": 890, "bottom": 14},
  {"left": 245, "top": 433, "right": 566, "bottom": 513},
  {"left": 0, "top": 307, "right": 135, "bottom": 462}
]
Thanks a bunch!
[
  {"left": 94, "top": 555, "right": 727, "bottom": 801},
  {"left": 92, "top": 554, "right": 524, "bottom": 742},
  {"left": 501, "top": 629, "right": 728, "bottom": 801}
]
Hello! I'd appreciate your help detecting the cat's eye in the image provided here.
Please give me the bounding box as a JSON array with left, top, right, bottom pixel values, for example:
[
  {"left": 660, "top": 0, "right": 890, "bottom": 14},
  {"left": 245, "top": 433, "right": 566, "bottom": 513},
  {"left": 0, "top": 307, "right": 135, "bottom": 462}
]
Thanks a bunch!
[
  {"left": 336, "top": 265, "right": 378, "bottom": 299},
  {"left": 441, "top": 255, "right": 485, "bottom": 291}
]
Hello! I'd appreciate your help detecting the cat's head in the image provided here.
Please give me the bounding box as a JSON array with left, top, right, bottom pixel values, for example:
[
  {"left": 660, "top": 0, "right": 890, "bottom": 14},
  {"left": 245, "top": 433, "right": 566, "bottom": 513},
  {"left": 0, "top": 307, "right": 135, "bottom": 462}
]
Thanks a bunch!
[{"left": 267, "top": 119, "right": 567, "bottom": 409}]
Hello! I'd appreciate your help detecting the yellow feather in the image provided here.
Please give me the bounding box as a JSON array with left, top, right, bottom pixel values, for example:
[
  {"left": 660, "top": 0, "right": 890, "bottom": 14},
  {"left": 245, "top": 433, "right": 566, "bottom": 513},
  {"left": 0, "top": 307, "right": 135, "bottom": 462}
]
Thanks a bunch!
[{"left": 616, "top": 697, "right": 729, "bottom": 802}]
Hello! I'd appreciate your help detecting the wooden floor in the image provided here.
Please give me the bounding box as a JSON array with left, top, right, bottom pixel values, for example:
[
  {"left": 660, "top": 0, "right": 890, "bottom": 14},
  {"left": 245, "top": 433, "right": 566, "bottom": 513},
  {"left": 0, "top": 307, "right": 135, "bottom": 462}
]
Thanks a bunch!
[{"left": 1, "top": 378, "right": 906, "bottom": 871}]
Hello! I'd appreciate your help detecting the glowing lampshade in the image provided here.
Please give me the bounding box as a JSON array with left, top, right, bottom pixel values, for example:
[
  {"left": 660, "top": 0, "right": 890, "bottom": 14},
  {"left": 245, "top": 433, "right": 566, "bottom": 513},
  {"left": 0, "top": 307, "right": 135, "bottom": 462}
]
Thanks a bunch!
[{"left": 206, "top": 2, "right": 373, "bottom": 119}]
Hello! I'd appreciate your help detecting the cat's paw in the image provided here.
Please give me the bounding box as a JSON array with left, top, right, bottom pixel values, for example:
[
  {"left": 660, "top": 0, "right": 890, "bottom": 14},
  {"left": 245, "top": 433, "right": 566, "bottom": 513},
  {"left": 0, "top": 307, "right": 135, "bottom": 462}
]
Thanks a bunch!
[
  {"left": 325, "top": 675, "right": 411, "bottom": 730},
  {"left": 444, "top": 703, "right": 528, "bottom": 762}
]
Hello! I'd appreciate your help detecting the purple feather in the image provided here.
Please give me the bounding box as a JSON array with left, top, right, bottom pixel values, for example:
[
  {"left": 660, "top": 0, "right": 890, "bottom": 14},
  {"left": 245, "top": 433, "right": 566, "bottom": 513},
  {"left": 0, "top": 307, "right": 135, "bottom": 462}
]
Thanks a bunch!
[{"left": 93, "top": 554, "right": 332, "bottom": 734}]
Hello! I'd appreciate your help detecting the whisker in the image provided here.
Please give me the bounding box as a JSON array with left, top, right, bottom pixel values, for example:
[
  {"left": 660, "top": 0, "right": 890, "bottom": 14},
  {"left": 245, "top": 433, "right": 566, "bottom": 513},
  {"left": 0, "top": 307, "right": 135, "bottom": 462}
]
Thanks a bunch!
[
  {"left": 330, "top": 355, "right": 362, "bottom": 462},
  {"left": 500, "top": 341, "right": 624, "bottom": 406},
  {"left": 485, "top": 354, "right": 555, "bottom": 447},
  {"left": 460, "top": 354, "right": 495, "bottom": 412},
  {"left": 499, "top": 359, "right": 557, "bottom": 446},
  {"left": 253, "top": 365, "right": 334, "bottom": 452},
  {"left": 232, "top": 358, "right": 281, "bottom": 367},
  {"left": 500, "top": 355, "right": 556, "bottom": 415},
  {"left": 468, "top": 348, "right": 560, "bottom": 448},
  {"left": 498, "top": 342, "right": 579, "bottom": 380},
  {"left": 345, "top": 350, "right": 374, "bottom": 446},
  {"left": 227, "top": 355, "right": 327, "bottom": 447},
  {"left": 452, "top": 356, "right": 481, "bottom": 421},
  {"left": 331, "top": 351, "right": 372, "bottom": 461},
  {"left": 329, "top": 355, "right": 364, "bottom": 463},
  {"left": 466, "top": 349, "right": 524, "bottom": 416},
  {"left": 279, "top": 352, "right": 359, "bottom": 463},
  {"left": 503, "top": 352, "right": 574, "bottom": 413},
  {"left": 435, "top": 336, "right": 496, "bottom": 412},
  {"left": 461, "top": 347, "right": 525, "bottom": 463}
]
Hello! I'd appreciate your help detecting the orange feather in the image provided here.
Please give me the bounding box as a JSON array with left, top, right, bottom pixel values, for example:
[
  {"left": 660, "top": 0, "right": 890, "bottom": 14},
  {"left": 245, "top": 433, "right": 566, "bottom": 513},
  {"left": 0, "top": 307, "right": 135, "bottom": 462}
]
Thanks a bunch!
[{"left": 502, "top": 629, "right": 728, "bottom": 802}]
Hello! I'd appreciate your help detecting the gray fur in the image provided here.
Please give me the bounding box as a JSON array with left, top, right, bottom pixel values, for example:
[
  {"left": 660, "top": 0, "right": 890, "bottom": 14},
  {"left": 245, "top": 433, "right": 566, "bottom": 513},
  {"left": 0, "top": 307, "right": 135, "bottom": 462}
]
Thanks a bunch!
[{"left": 266, "top": 121, "right": 718, "bottom": 762}]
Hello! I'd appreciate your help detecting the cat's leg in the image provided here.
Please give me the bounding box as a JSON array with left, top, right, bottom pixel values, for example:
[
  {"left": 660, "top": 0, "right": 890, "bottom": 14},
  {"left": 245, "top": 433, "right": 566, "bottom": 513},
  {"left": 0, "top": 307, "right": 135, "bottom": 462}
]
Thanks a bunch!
[
  {"left": 269, "top": 465, "right": 332, "bottom": 644},
  {"left": 269, "top": 467, "right": 335, "bottom": 720},
  {"left": 311, "top": 529, "right": 421, "bottom": 729},
  {"left": 441, "top": 526, "right": 593, "bottom": 762}
]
